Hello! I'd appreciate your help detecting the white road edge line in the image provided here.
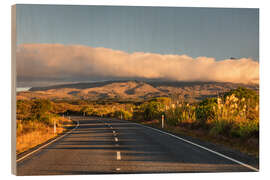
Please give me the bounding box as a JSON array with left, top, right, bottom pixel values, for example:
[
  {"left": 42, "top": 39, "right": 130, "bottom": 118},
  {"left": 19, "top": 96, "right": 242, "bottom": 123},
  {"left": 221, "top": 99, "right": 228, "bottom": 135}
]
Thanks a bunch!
[
  {"left": 16, "top": 119, "right": 80, "bottom": 163},
  {"left": 134, "top": 123, "right": 259, "bottom": 172},
  {"left": 117, "top": 151, "right": 121, "bottom": 160}
]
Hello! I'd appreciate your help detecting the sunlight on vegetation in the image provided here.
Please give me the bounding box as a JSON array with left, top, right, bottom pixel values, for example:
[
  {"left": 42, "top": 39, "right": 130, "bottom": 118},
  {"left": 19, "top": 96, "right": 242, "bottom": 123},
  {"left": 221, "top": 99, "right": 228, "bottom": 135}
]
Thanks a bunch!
[
  {"left": 72, "top": 87, "right": 259, "bottom": 140},
  {"left": 16, "top": 99, "right": 73, "bottom": 153},
  {"left": 16, "top": 86, "right": 259, "bottom": 154},
  {"left": 160, "top": 87, "right": 259, "bottom": 139}
]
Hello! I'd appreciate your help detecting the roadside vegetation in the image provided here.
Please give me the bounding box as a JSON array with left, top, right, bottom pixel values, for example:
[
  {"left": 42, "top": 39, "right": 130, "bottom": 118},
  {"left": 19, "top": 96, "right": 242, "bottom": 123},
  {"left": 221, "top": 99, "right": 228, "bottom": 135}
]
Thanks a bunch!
[
  {"left": 16, "top": 99, "right": 73, "bottom": 153},
  {"left": 164, "top": 87, "right": 259, "bottom": 139},
  {"left": 16, "top": 86, "right": 259, "bottom": 156}
]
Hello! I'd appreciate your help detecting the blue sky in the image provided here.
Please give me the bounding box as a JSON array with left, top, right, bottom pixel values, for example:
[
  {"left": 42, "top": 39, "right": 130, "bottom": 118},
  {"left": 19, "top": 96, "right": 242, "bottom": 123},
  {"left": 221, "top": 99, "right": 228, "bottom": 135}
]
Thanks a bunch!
[{"left": 16, "top": 4, "right": 259, "bottom": 61}]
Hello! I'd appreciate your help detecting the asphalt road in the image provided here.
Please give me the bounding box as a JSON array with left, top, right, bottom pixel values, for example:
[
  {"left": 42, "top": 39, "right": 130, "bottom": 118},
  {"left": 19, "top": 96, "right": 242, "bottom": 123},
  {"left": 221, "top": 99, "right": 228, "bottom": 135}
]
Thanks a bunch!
[{"left": 17, "top": 116, "right": 258, "bottom": 175}]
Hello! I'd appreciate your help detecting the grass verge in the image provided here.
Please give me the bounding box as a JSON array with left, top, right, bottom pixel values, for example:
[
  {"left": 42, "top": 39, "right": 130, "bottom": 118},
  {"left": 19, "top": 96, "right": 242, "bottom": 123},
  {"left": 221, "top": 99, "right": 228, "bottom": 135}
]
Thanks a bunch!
[{"left": 16, "top": 117, "right": 73, "bottom": 154}]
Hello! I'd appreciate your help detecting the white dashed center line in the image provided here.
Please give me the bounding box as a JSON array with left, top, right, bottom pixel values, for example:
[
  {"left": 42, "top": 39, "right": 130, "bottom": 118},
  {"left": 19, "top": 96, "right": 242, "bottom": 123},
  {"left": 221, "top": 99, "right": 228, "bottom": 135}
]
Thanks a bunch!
[
  {"left": 116, "top": 151, "right": 121, "bottom": 160},
  {"left": 114, "top": 137, "right": 118, "bottom": 142},
  {"left": 116, "top": 168, "right": 121, "bottom": 171},
  {"left": 113, "top": 130, "right": 116, "bottom": 134}
]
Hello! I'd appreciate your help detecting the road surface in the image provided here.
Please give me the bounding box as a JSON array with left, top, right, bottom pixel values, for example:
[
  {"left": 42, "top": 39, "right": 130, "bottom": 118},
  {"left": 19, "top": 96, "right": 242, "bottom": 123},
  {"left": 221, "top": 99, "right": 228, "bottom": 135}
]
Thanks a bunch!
[{"left": 17, "top": 116, "right": 258, "bottom": 175}]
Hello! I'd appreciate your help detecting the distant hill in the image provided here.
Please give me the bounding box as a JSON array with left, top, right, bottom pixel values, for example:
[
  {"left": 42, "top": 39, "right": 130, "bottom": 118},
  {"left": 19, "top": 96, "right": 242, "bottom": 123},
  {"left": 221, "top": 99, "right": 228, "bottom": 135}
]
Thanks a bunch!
[{"left": 17, "top": 80, "right": 259, "bottom": 102}]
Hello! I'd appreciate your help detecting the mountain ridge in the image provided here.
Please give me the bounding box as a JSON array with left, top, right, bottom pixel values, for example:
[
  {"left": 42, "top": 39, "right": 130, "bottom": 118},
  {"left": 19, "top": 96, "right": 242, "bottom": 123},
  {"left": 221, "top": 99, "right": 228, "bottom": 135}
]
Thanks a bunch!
[{"left": 17, "top": 80, "right": 259, "bottom": 102}]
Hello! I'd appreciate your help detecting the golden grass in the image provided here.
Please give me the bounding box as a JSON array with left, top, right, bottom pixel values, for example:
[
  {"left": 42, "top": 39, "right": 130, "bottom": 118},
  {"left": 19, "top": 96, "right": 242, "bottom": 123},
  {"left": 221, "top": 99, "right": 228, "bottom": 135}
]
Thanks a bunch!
[{"left": 16, "top": 117, "right": 72, "bottom": 154}]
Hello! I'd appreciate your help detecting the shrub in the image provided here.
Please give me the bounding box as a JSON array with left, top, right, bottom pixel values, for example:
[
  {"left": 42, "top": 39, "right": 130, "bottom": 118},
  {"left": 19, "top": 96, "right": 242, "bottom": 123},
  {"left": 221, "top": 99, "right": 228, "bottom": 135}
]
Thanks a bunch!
[
  {"left": 31, "top": 99, "right": 52, "bottom": 121},
  {"left": 141, "top": 101, "right": 164, "bottom": 121},
  {"left": 224, "top": 87, "right": 258, "bottom": 102},
  {"left": 230, "top": 121, "right": 259, "bottom": 138},
  {"left": 209, "top": 119, "right": 232, "bottom": 136},
  {"left": 195, "top": 98, "right": 217, "bottom": 125}
]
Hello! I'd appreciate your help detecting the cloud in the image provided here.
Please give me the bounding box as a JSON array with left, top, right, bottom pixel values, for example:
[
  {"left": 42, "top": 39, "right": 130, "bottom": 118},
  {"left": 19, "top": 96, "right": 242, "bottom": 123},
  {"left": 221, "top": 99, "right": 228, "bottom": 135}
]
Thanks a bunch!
[{"left": 16, "top": 44, "right": 259, "bottom": 84}]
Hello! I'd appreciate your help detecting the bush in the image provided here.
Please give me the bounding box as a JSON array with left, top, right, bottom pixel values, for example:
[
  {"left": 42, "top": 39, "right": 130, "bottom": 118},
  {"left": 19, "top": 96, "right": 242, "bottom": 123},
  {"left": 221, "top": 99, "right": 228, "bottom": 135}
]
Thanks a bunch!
[
  {"left": 141, "top": 101, "right": 164, "bottom": 121},
  {"left": 16, "top": 100, "right": 32, "bottom": 121},
  {"left": 195, "top": 98, "right": 217, "bottom": 125},
  {"left": 230, "top": 121, "right": 259, "bottom": 138},
  {"left": 31, "top": 99, "right": 52, "bottom": 121},
  {"left": 224, "top": 87, "right": 258, "bottom": 102},
  {"left": 209, "top": 119, "right": 232, "bottom": 136}
]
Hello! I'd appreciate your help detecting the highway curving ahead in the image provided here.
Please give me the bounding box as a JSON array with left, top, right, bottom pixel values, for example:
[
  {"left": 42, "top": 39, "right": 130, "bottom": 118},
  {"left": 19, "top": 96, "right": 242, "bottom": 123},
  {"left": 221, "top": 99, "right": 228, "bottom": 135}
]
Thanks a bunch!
[{"left": 16, "top": 116, "right": 259, "bottom": 175}]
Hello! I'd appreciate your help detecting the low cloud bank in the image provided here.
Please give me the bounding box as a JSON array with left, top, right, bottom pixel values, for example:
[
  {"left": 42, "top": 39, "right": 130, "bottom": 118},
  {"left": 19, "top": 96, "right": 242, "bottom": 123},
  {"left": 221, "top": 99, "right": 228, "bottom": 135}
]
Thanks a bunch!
[{"left": 16, "top": 44, "right": 259, "bottom": 84}]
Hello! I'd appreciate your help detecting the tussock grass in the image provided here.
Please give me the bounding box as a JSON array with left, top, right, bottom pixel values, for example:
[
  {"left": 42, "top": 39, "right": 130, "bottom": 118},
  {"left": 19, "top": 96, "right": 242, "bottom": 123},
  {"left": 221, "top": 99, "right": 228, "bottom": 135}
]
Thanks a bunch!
[
  {"left": 16, "top": 117, "right": 72, "bottom": 154},
  {"left": 163, "top": 90, "right": 259, "bottom": 139}
]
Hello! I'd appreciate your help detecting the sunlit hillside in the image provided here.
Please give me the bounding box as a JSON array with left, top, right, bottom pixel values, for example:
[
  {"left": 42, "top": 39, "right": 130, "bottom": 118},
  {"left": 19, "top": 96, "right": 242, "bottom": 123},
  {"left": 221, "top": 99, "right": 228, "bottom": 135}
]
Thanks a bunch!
[{"left": 17, "top": 80, "right": 258, "bottom": 103}]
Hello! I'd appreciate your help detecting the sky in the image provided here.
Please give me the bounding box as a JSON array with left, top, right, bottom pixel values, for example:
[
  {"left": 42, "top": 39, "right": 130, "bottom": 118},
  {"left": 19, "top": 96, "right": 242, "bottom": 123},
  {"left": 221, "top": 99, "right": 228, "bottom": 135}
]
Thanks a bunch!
[{"left": 15, "top": 4, "right": 259, "bottom": 87}]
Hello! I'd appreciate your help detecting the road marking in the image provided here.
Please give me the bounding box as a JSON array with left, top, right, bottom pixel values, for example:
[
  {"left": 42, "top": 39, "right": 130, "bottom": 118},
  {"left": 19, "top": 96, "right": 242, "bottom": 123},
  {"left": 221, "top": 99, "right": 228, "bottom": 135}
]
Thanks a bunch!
[
  {"left": 113, "top": 130, "right": 116, "bottom": 134},
  {"left": 134, "top": 123, "right": 259, "bottom": 172},
  {"left": 16, "top": 120, "right": 80, "bottom": 163},
  {"left": 116, "top": 168, "right": 121, "bottom": 171},
  {"left": 115, "top": 137, "right": 118, "bottom": 142},
  {"left": 117, "top": 151, "right": 121, "bottom": 160}
]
